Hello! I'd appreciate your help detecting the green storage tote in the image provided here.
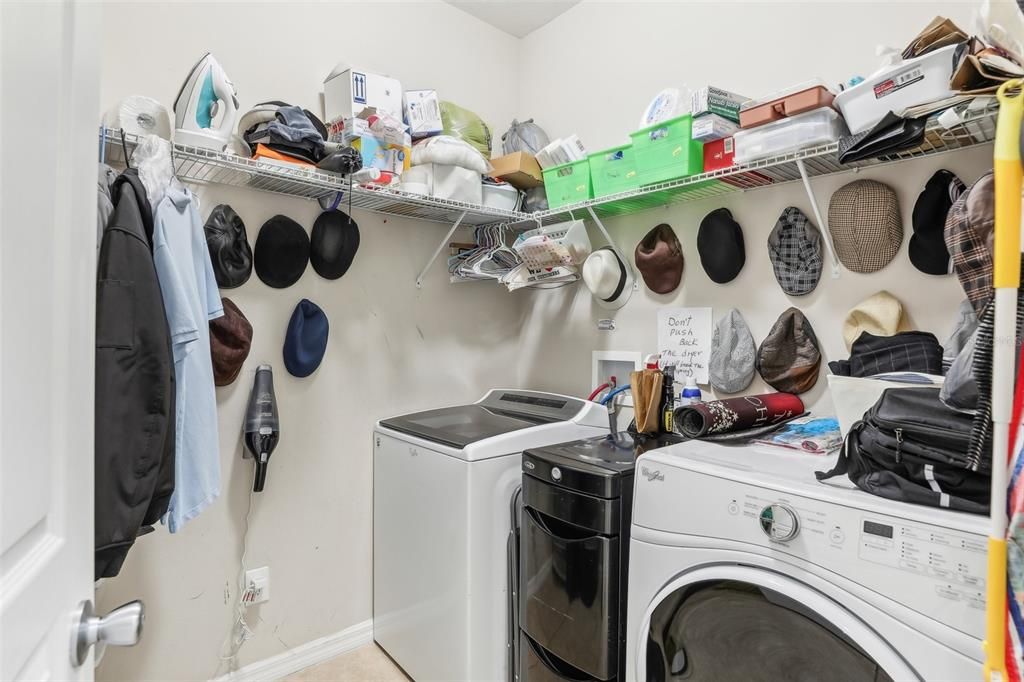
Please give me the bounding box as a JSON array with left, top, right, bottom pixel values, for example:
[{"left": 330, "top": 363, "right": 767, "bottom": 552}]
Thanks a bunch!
[
  {"left": 588, "top": 144, "right": 640, "bottom": 198},
  {"left": 542, "top": 159, "right": 592, "bottom": 210},
  {"left": 630, "top": 114, "right": 703, "bottom": 185}
]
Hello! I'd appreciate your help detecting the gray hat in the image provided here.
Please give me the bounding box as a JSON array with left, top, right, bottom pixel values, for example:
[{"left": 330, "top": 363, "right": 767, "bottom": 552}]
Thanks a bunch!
[
  {"left": 767, "top": 207, "right": 823, "bottom": 296},
  {"left": 940, "top": 327, "right": 978, "bottom": 412},
  {"left": 828, "top": 179, "right": 903, "bottom": 273},
  {"left": 942, "top": 298, "right": 978, "bottom": 372},
  {"left": 710, "top": 309, "right": 756, "bottom": 393}
]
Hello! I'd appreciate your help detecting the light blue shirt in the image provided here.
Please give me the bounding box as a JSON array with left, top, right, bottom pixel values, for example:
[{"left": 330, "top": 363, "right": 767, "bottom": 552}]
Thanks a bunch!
[{"left": 153, "top": 185, "right": 224, "bottom": 532}]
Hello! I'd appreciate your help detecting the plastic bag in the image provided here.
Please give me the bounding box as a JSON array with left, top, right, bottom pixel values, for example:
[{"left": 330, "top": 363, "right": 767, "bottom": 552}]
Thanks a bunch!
[
  {"left": 521, "top": 186, "right": 548, "bottom": 213},
  {"left": 440, "top": 101, "right": 492, "bottom": 158},
  {"left": 501, "top": 118, "right": 550, "bottom": 155}
]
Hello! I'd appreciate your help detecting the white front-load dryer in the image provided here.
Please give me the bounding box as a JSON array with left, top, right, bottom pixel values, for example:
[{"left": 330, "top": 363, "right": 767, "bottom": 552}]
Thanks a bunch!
[
  {"left": 626, "top": 441, "right": 987, "bottom": 682},
  {"left": 374, "top": 390, "right": 608, "bottom": 682}
]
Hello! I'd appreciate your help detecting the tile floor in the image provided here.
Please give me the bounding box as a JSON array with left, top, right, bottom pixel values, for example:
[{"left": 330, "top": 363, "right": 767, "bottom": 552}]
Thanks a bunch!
[{"left": 283, "top": 644, "right": 409, "bottom": 682}]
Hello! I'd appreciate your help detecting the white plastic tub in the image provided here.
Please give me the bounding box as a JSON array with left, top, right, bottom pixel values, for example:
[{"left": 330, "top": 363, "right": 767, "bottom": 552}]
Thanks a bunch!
[
  {"left": 733, "top": 107, "right": 848, "bottom": 164},
  {"left": 481, "top": 182, "right": 520, "bottom": 211},
  {"left": 827, "top": 374, "right": 945, "bottom": 440},
  {"left": 834, "top": 44, "right": 959, "bottom": 134},
  {"left": 400, "top": 164, "right": 483, "bottom": 204}
]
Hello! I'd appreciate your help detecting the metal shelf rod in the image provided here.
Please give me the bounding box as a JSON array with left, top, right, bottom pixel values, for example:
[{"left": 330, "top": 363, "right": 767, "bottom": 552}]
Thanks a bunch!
[{"left": 416, "top": 211, "right": 468, "bottom": 288}]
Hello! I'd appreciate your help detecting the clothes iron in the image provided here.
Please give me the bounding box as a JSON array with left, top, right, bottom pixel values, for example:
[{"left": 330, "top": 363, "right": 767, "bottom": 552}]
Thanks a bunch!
[
  {"left": 243, "top": 365, "right": 280, "bottom": 492},
  {"left": 173, "top": 53, "right": 239, "bottom": 151}
]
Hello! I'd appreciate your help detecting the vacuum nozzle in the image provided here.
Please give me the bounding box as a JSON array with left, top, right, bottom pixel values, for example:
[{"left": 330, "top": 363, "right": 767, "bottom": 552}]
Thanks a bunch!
[{"left": 244, "top": 365, "right": 279, "bottom": 492}]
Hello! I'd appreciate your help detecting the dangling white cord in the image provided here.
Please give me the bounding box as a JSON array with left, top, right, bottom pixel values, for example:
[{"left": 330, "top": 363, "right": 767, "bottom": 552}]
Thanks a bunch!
[{"left": 214, "top": 487, "right": 258, "bottom": 676}]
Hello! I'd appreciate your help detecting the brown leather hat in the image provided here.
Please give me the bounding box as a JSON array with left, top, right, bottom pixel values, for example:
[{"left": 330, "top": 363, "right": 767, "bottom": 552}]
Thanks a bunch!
[
  {"left": 210, "top": 298, "right": 253, "bottom": 386},
  {"left": 755, "top": 308, "right": 821, "bottom": 394},
  {"left": 635, "top": 223, "right": 684, "bottom": 294}
]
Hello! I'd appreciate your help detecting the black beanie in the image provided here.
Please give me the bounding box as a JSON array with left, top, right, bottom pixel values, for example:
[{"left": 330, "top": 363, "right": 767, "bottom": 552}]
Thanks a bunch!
[
  {"left": 697, "top": 208, "right": 745, "bottom": 284},
  {"left": 254, "top": 215, "right": 310, "bottom": 288}
]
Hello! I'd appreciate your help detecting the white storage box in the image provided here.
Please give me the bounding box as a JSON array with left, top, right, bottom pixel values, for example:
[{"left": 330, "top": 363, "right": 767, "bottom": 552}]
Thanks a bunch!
[
  {"left": 834, "top": 44, "right": 959, "bottom": 134},
  {"left": 402, "top": 164, "right": 482, "bottom": 204},
  {"left": 481, "top": 182, "right": 520, "bottom": 211},
  {"left": 827, "top": 374, "right": 944, "bottom": 440},
  {"left": 323, "top": 64, "right": 403, "bottom": 123},
  {"left": 733, "top": 107, "right": 848, "bottom": 164}
]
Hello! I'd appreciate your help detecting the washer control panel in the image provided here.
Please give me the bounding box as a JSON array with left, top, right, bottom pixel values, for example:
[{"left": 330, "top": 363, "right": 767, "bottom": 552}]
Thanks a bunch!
[
  {"left": 633, "top": 460, "right": 987, "bottom": 638},
  {"left": 759, "top": 503, "right": 800, "bottom": 542}
]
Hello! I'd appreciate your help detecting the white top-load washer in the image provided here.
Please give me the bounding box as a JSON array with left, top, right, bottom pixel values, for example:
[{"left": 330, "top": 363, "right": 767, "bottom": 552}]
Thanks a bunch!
[
  {"left": 626, "top": 441, "right": 987, "bottom": 682},
  {"left": 374, "top": 389, "right": 608, "bottom": 682}
]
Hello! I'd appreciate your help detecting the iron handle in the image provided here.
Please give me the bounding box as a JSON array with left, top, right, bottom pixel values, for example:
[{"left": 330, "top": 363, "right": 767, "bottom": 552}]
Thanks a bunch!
[{"left": 70, "top": 599, "right": 144, "bottom": 667}]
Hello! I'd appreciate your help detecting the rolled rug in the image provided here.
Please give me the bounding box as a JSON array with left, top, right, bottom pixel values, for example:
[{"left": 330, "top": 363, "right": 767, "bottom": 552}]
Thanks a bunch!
[{"left": 673, "top": 393, "right": 805, "bottom": 439}]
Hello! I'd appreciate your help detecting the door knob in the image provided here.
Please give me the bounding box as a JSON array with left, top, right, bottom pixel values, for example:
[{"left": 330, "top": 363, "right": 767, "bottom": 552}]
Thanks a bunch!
[{"left": 70, "top": 599, "right": 144, "bottom": 667}]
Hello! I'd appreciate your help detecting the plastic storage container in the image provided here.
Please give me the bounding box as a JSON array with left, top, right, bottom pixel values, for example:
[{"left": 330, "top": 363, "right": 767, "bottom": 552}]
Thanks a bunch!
[
  {"left": 834, "top": 44, "right": 958, "bottom": 135},
  {"left": 542, "top": 159, "right": 592, "bottom": 210},
  {"left": 739, "top": 80, "right": 836, "bottom": 129},
  {"left": 733, "top": 107, "right": 848, "bottom": 164},
  {"left": 481, "top": 182, "right": 521, "bottom": 211},
  {"left": 630, "top": 114, "right": 703, "bottom": 185},
  {"left": 588, "top": 144, "right": 640, "bottom": 198}
]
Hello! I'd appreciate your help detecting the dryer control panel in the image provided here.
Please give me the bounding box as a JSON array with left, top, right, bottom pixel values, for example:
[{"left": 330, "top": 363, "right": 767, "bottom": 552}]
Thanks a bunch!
[{"left": 633, "top": 460, "right": 987, "bottom": 640}]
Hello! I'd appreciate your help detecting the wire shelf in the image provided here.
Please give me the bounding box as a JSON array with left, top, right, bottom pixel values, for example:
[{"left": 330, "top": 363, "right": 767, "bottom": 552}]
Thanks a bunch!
[
  {"left": 528, "top": 102, "right": 999, "bottom": 225},
  {"left": 101, "top": 102, "right": 997, "bottom": 236},
  {"left": 99, "top": 128, "right": 522, "bottom": 227}
]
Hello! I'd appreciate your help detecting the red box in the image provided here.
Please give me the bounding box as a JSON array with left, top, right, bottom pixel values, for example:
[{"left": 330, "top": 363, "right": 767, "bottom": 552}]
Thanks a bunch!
[{"left": 703, "top": 137, "right": 735, "bottom": 172}]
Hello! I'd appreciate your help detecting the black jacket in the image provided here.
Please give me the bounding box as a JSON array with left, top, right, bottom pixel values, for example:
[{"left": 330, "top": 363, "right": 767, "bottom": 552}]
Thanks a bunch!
[{"left": 95, "top": 169, "right": 176, "bottom": 579}]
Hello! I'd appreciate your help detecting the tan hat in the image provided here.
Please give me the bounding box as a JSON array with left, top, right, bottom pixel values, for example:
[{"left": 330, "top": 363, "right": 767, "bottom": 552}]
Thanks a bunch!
[
  {"left": 828, "top": 180, "right": 903, "bottom": 273},
  {"left": 842, "top": 291, "right": 907, "bottom": 350}
]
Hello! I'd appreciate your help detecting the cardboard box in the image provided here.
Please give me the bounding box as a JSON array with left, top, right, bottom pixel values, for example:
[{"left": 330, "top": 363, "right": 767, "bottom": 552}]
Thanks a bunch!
[
  {"left": 404, "top": 89, "right": 443, "bottom": 139},
  {"left": 323, "top": 64, "right": 403, "bottom": 124},
  {"left": 490, "top": 152, "right": 543, "bottom": 189},
  {"left": 691, "top": 86, "right": 748, "bottom": 123},
  {"left": 703, "top": 137, "right": 735, "bottom": 172},
  {"left": 692, "top": 114, "right": 740, "bottom": 142}
]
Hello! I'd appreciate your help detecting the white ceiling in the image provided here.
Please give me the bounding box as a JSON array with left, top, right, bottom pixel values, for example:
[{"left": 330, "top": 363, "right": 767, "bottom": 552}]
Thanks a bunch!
[{"left": 444, "top": 1, "right": 582, "bottom": 38}]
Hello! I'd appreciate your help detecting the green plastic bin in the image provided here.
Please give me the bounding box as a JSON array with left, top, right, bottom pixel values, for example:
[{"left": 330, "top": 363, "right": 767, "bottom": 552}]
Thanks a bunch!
[
  {"left": 630, "top": 114, "right": 703, "bottom": 186},
  {"left": 588, "top": 144, "right": 640, "bottom": 198},
  {"left": 543, "top": 159, "right": 592, "bottom": 210}
]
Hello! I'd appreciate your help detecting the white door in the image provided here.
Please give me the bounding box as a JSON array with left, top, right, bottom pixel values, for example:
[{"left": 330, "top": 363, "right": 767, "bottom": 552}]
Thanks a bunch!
[{"left": 0, "top": 1, "right": 104, "bottom": 679}]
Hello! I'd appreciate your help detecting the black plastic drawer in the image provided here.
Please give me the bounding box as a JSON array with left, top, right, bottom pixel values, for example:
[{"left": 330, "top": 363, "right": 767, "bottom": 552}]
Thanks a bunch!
[
  {"left": 521, "top": 631, "right": 615, "bottom": 682},
  {"left": 521, "top": 507, "right": 618, "bottom": 679}
]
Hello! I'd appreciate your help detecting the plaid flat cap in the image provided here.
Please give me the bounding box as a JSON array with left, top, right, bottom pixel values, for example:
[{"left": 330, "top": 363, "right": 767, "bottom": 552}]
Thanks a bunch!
[
  {"left": 767, "top": 207, "right": 823, "bottom": 296},
  {"left": 944, "top": 171, "right": 994, "bottom": 315},
  {"left": 828, "top": 179, "right": 903, "bottom": 273}
]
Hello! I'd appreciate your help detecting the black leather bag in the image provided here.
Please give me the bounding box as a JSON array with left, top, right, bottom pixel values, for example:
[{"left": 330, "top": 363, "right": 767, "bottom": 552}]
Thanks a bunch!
[{"left": 816, "top": 387, "right": 990, "bottom": 514}]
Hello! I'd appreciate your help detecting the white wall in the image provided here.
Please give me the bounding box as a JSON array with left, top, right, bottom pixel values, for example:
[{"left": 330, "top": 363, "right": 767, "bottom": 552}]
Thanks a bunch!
[
  {"left": 514, "top": 0, "right": 990, "bottom": 413},
  {"left": 96, "top": 3, "right": 524, "bottom": 681}
]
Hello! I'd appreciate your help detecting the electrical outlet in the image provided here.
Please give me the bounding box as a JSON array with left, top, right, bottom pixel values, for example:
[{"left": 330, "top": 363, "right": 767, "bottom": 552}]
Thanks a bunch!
[{"left": 244, "top": 566, "right": 270, "bottom": 605}]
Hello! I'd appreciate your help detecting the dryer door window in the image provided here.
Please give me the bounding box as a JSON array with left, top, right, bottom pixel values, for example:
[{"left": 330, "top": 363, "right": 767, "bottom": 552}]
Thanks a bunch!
[{"left": 645, "top": 580, "right": 898, "bottom": 682}]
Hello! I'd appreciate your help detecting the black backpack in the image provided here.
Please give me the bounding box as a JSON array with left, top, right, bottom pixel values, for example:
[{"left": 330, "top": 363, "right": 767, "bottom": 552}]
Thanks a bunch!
[{"left": 816, "top": 387, "right": 991, "bottom": 515}]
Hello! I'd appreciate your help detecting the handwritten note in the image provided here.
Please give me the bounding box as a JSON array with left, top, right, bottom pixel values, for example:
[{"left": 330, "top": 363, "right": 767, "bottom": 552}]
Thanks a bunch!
[{"left": 657, "top": 308, "right": 712, "bottom": 385}]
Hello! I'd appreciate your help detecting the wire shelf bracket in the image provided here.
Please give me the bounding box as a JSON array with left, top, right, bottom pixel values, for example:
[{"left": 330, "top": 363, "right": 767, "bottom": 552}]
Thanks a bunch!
[
  {"left": 795, "top": 158, "right": 841, "bottom": 279},
  {"left": 416, "top": 210, "right": 468, "bottom": 288}
]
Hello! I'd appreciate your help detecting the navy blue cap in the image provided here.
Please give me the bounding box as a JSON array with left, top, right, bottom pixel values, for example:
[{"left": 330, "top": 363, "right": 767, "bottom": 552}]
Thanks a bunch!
[{"left": 283, "top": 299, "right": 328, "bottom": 377}]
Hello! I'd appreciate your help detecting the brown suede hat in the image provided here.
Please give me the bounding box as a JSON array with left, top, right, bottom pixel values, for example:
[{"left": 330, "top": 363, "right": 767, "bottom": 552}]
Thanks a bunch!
[
  {"left": 755, "top": 308, "right": 822, "bottom": 394},
  {"left": 635, "top": 223, "right": 684, "bottom": 294},
  {"left": 210, "top": 298, "right": 253, "bottom": 386}
]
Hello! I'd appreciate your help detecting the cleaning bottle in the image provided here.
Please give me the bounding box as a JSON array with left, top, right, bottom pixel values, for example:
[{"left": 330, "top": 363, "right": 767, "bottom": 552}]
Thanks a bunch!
[
  {"left": 678, "top": 373, "right": 702, "bottom": 407},
  {"left": 660, "top": 365, "right": 675, "bottom": 433}
]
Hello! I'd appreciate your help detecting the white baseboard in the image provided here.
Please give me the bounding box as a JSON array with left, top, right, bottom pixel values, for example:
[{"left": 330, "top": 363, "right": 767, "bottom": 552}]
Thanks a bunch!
[{"left": 212, "top": 619, "right": 373, "bottom": 682}]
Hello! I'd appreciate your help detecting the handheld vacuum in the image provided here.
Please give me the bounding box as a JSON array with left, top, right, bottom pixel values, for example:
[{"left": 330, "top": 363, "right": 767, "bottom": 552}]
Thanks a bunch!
[{"left": 244, "top": 365, "right": 280, "bottom": 492}]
